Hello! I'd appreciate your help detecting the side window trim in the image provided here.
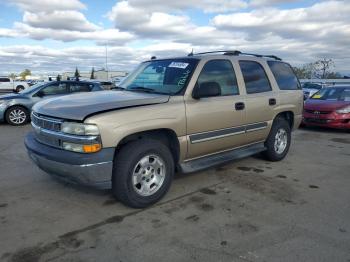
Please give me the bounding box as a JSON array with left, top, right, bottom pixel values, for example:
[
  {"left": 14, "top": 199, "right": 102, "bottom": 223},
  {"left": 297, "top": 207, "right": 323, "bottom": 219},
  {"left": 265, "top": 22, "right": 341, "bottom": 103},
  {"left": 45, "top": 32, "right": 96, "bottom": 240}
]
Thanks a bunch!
[
  {"left": 239, "top": 60, "right": 273, "bottom": 94},
  {"left": 196, "top": 59, "right": 240, "bottom": 97}
]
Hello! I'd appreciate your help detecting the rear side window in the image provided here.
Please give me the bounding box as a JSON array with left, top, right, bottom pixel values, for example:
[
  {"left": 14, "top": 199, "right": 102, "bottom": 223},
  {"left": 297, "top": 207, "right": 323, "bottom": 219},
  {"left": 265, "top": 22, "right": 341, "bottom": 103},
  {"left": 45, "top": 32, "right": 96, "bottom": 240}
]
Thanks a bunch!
[
  {"left": 197, "top": 60, "right": 239, "bottom": 96},
  {"left": 70, "top": 83, "right": 92, "bottom": 93},
  {"left": 0, "top": 78, "right": 10, "bottom": 82},
  {"left": 268, "top": 61, "right": 301, "bottom": 90},
  {"left": 239, "top": 61, "right": 271, "bottom": 94}
]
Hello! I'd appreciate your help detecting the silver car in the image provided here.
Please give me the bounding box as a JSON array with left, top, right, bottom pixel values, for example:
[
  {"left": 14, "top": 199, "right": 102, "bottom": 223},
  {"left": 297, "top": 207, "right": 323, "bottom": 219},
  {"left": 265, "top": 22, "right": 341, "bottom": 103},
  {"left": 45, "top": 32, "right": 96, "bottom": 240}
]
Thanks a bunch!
[{"left": 0, "top": 81, "right": 103, "bottom": 125}]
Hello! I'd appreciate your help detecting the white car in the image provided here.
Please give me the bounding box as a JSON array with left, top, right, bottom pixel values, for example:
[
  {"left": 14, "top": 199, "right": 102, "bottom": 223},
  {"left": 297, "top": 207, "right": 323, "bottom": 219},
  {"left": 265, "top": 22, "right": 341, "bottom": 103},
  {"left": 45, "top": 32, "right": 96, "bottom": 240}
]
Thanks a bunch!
[{"left": 0, "top": 77, "right": 29, "bottom": 92}]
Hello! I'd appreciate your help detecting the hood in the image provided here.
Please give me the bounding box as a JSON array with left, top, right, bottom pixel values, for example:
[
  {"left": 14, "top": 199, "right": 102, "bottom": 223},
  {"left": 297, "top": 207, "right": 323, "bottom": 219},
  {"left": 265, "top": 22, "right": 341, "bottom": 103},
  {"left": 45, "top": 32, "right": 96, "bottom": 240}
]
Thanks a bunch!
[
  {"left": 33, "top": 90, "right": 170, "bottom": 121},
  {"left": 0, "top": 93, "right": 22, "bottom": 100},
  {"left": 304, "top": 99, "right": 350, "bottom": 111}
]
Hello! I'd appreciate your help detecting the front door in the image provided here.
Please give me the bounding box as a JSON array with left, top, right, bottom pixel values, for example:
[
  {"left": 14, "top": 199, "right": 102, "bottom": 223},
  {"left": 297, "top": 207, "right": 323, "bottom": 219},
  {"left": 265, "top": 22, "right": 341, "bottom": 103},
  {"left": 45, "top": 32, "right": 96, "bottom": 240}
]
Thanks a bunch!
[{"left": 185, "top": 59, "right": 246, "bottom": 159}]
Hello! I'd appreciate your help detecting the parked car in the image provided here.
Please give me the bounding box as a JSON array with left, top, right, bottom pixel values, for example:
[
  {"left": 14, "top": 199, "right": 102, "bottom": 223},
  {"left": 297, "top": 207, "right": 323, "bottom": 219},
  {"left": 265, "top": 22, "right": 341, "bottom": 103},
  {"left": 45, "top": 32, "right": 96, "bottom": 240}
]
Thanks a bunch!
[
  {"left": 303, "top": 86, "right": 350, "bottom": 129},
  {"left": 0, "top": 77, "right": 29, "bottom": 92},
  {"left": 0, "top": 81, "right": 103, "bottom": 126},
  {"left": 302, "top": 82, "right": 322, "bottom": 100},
  {"left": 25, "top": 50, "right": 303, "bottom": 208}
]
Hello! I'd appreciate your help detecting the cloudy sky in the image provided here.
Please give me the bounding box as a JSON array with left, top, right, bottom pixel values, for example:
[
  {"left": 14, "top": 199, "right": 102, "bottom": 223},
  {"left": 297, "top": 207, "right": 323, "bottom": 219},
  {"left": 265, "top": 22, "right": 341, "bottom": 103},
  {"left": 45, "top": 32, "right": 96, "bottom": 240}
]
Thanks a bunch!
[{"left": 0, "top": 0, "right": 349, "bottom": 75}]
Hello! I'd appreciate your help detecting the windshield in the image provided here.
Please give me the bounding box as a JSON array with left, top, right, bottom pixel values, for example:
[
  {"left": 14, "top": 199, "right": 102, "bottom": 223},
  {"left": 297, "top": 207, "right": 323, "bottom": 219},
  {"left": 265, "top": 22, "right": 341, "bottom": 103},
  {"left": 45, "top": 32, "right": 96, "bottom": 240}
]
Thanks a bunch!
[
  {"left": 119, "top": 58, "right": 198, "bottom": 95},
  {"left": 302, "top": 83, "right": 322, "bottom": 90},
  {"left": 311, "top": 87, "right": 350, "bottom": 101},
  {"left": 19, "top": 82, "right": 47, "bottom": 94}
]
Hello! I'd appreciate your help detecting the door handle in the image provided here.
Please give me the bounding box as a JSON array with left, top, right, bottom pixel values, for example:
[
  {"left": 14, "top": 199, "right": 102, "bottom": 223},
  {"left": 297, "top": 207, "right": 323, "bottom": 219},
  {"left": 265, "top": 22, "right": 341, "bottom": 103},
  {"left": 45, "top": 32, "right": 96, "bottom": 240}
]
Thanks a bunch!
[
  {"left": 235, "top": 102, "right": 245, "bottom": 111},
  {"left": 269, "top": 98, "right": 276, "bottom": 106}
]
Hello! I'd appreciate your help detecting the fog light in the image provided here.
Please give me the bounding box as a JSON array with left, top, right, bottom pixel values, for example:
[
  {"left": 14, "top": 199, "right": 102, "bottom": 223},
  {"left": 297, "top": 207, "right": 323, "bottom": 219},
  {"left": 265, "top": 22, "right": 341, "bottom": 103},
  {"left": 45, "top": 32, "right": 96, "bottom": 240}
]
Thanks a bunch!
[{"left": 62, "top": 142, "right": 101, "bottom": 153}]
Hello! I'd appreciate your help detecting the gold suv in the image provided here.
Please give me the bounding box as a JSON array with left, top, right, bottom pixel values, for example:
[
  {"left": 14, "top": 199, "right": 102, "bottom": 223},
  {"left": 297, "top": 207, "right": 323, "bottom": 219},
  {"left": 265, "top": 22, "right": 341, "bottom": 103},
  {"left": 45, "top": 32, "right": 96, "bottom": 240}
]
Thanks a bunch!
[{"left": 25, "top": 51, "right": 303, "bottom": 208}]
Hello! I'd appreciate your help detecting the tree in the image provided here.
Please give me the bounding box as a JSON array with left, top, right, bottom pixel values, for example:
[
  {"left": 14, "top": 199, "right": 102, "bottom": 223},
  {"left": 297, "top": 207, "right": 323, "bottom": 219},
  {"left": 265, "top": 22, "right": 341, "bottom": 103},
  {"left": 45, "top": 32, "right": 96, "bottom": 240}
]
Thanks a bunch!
[
  {"left": 74, "top": 67, "right": 80, "bottom": 79},
  {"left": 8, "top": 73, "right": 17, "bottom": 79},
  {"left": 19, "top": 69, "right": 31, "bottom": 80},
  {"left": 293, "top": 63, "right": 314, "bottom": 79},
  {"left": 90, "top": 67, "right": 95, "bottom": 79},
  {"left": 313, "top": 58, "right": 334, "bottom": 79}
]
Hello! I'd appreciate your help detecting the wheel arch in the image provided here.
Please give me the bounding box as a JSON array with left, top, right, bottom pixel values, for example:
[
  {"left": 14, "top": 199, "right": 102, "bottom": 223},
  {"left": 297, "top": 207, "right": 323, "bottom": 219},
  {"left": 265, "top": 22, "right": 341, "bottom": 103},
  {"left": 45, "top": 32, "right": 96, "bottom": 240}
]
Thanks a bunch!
[
  {"left": 115, "top": 128, "right": 181, "bottom": 165},
  {"left": 274, "top": 111, "right": 294, "bottom": 129}
]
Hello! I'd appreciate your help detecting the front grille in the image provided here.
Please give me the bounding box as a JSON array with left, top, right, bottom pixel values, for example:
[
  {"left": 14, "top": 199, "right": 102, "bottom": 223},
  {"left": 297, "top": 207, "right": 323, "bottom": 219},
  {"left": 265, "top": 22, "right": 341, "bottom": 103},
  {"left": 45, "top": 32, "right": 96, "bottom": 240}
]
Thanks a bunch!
[
  {"left": 304, "top": 109, "right": 332, "bottom": 115},
  {"left": 31, "top": 112, "right": 62, "bottom": 132}
]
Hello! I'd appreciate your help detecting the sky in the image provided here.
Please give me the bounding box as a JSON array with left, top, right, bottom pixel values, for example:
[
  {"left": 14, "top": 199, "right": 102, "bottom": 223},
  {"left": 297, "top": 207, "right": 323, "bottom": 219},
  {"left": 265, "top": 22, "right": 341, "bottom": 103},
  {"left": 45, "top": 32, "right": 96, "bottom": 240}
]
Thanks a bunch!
[{"left": 0, "top": 0, "right": 349, "bottom": 75}]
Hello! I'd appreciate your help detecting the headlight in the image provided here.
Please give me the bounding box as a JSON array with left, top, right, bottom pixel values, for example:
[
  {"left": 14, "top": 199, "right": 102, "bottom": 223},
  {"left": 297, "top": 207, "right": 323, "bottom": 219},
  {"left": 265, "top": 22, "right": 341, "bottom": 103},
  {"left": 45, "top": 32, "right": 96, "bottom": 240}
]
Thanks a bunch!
[
  {"left": 336, "top": 106, "right": 350, "bottom": 114},
  {"left": 61, "top": 122, "right": 100, "bottom": 136}
]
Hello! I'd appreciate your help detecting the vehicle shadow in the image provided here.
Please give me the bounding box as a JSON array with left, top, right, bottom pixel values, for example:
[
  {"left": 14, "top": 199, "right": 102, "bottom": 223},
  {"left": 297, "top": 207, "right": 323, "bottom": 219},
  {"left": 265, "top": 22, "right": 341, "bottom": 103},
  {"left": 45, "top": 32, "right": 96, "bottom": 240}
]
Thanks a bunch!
[{"left": 298, "top": 125, "right": 349, "bottom": 134}]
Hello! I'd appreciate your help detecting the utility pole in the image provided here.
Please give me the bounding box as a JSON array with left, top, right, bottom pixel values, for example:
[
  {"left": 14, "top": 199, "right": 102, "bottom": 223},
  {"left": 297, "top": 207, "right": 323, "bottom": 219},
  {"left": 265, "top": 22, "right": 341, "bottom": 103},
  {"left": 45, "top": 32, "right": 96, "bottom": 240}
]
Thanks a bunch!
[{"left": 105, "top": 42, "right": 109, "bottom": 81}]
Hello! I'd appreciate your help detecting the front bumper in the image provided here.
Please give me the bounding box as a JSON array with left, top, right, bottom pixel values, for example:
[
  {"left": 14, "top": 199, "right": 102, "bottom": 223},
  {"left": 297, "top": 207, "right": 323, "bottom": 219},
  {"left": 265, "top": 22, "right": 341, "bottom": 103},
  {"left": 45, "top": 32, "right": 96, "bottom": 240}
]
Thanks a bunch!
[
  {"left": 302, "top": 112, "right": 350, "bottom": 129},
  {"left": 25, "top": 132, "right": 114, "bottom": 189}
]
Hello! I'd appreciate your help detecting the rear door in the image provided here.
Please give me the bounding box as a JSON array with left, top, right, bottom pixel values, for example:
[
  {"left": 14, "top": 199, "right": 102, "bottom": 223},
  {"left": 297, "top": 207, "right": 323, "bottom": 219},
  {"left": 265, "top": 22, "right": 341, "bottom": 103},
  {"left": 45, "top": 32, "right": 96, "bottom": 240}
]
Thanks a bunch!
[
  {"left": 185, "top": 59, "right": 247, "bottom": 159},
  {"left": 238, "top": 60, "right": 278, "bottom": 144}
]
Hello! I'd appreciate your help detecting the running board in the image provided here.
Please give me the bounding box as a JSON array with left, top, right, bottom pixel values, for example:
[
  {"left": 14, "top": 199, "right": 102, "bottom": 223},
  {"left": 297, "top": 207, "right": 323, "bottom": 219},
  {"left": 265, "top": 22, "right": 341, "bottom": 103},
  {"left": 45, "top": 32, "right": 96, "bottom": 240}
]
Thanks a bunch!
[{"left": 179, "top": 142, "right": 266, "bottom": 173}]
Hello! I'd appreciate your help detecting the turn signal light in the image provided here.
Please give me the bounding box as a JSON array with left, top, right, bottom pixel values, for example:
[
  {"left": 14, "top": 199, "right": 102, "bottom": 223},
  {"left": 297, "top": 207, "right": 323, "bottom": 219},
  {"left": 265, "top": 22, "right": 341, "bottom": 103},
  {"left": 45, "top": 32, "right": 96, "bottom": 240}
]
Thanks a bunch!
[{"left": 83, "top": 144, "right": 102, "bottom": 153}]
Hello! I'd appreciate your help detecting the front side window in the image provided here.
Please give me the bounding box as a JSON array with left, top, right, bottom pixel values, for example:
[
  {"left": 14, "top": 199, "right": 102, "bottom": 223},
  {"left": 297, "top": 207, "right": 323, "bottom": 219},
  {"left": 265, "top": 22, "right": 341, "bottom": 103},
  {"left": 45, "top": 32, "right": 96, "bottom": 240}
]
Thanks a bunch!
[
  {"left": 268, "top": 61, "right": 301, "bottom": 90},
  {"left": 120, "top": 58, "right": 198, "bottom": 95},
  {"left": 197, "top": 60, "right": 239, "bottom": 96},
  {"left": 239, "top": 61, "right": 272, "bottom": 94},
  {"left": 41, "top": 82, "right": 68, "bottom": 96}
]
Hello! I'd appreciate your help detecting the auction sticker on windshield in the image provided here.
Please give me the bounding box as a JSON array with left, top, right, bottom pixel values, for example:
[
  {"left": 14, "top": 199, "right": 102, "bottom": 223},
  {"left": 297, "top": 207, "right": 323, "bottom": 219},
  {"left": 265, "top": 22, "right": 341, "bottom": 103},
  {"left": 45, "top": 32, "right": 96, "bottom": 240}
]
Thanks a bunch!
[{"left": 168, "top": 62, "right": 189, "bottom": 69}]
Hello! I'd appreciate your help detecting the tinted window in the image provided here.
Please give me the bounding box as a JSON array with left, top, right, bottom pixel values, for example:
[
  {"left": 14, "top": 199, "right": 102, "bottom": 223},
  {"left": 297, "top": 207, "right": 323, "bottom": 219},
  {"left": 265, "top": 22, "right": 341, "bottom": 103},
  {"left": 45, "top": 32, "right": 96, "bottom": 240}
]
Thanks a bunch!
[
  {"left": 239, "top": 61, "right": 271, "bottom": 94},
  {"left": 268, "top": 61, "right": 300, "bottom": 90},
  {"left": 41, "top": 82, "right": 68, "bottom": 95},
  {"left": 0, "top": 78, "right": 10, "bottom": 82},
  {"left": 197, "top": 60, "right": 239, "bottom": 96},
  {"left": 70, "top": 83, "right": 92, "bottom": 93}
]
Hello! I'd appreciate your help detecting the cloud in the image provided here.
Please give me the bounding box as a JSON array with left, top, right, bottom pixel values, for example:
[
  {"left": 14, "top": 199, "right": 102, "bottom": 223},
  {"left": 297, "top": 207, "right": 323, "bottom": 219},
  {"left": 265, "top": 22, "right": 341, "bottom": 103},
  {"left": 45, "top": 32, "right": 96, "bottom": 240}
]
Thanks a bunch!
[
  {"left": 23, "top": 11, "right": 100, "bottom": 32},
  {"left": 8, "top": 0, "right": 86, "bottom": 12}
]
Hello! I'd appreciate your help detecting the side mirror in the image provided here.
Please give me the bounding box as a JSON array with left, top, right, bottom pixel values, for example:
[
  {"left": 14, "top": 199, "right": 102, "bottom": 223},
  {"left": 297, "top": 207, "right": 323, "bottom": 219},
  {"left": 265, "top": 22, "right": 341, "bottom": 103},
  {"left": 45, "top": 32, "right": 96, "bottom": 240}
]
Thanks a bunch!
[
  {"left": 36, "top": 90, "right": 44, "bottom": 97},
  {"left": 192, "top": 81, "right": 221, "bottom": 99}
]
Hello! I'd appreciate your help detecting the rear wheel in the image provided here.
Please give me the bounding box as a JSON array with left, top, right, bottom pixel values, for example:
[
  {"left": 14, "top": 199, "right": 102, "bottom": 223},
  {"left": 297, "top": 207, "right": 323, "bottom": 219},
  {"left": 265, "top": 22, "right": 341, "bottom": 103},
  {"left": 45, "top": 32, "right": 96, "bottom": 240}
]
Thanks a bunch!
[
  {"left": 5, "top": 106, "right": 29, "bottom": 126},
  {"left": 263, "top": 117, "right": 291, "bottom": 161},
  {"left": 112, "top": 139, "right": 174, "bottom": 208},
  {"left": 15, "top": 85, "right": 24, "bottom": 92}
]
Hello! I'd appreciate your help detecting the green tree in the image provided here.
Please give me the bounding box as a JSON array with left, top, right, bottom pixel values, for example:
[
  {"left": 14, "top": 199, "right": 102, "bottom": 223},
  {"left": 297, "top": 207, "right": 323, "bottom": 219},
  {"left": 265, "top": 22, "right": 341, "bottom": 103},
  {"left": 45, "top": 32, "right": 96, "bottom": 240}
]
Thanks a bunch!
[
  {"left": 74, "top": 67, "right": 80, "bottom": 79},
  {"left": 19, "top": 69, "right": 31, "bottom": 80},
  {"left": 90, "top": 67, "right": 95, "bottom": 79}
]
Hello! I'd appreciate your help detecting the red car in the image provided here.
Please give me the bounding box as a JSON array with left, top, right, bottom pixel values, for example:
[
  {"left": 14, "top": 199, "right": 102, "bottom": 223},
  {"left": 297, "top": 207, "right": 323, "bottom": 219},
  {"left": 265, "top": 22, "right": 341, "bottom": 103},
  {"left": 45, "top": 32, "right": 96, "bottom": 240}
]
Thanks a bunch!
[{"left": 303, "top": 86, "right": 350, "bottom": 130}]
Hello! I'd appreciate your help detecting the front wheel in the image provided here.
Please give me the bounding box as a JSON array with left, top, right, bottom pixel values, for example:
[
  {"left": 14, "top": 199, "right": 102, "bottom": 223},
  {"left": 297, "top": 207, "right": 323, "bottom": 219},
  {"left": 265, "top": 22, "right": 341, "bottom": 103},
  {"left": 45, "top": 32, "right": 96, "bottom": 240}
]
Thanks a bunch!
[
  {"left": 112, "top": 139, "right": 174, "bottom": 208},
  {"left": 263, "top": 117, "right": 291, "bottom": 161},
  {"left": 5, "top": 106, "right": 29, "bottom": 126}
]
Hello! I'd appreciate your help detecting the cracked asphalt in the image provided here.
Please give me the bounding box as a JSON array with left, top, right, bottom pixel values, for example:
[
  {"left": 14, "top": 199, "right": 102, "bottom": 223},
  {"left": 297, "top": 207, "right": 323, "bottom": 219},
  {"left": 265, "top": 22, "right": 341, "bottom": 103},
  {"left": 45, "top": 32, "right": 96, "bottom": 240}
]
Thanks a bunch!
[{"left": 0, "top": 123, "right": 349, "bottom": 262}]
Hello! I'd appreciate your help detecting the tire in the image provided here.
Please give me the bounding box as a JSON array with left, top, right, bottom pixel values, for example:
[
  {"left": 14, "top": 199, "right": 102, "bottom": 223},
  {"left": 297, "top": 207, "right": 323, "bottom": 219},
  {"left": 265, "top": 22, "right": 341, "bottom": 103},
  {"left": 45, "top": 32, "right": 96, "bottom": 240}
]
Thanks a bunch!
[
  {"left": 263, "top": 117, "right": 291, "bottom": 161},
  {"left": 112, "top": 139, "right": 174, "bottom": 208},
  {"left": 15, "top": 85, "right": 24, "bottom": 92},
  {"left": 5, "top": 106, "right": 30, "bottom": 126}
]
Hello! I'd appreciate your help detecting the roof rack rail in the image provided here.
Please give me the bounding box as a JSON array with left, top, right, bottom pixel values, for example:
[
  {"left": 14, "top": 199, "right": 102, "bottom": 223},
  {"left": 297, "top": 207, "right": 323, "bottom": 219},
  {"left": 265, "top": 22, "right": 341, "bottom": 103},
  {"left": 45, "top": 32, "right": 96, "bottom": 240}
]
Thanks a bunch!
[{"left": 187, "top": 50, "right": 282, "bottom": 61}]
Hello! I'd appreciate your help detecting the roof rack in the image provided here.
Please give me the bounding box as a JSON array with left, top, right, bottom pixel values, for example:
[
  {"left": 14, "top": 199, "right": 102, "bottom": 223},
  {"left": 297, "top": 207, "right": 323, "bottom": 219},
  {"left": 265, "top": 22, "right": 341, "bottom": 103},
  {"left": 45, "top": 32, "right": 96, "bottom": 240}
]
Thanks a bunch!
[{"left": 188, "top": 50, "right": 282, "bottom": 61}]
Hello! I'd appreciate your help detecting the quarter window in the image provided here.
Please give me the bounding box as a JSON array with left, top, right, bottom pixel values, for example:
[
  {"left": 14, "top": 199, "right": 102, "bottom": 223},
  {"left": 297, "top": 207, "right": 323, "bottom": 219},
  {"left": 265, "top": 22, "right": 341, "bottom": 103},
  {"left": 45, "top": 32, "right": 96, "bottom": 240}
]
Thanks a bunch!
[
  {"left": 239, "top": 61, "right": 272, "bottom": 94},
  {"left": 268, "top": 61, "right": 301, "bottom": 90},
  {"left": 197, "top": 60, "right": 239, "bottom": 96}
]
